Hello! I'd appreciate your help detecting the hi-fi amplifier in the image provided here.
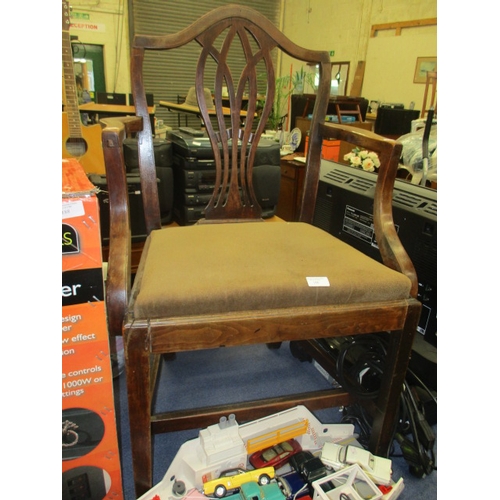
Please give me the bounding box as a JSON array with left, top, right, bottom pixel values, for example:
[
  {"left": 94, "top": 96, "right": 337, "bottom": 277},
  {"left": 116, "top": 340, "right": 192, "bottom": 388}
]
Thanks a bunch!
[
  {"left": 313, "top": 160, "right": 437, "bottom": 348},
  {"left": 176, "top": 168, "right": 218, "bottom": 192}
]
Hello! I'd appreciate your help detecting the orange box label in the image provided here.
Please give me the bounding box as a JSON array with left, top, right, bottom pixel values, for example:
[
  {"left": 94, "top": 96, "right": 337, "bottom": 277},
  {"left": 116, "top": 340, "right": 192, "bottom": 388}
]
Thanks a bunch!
[{"left": 62, "top": 159, "right": 123, "bottom": 499}]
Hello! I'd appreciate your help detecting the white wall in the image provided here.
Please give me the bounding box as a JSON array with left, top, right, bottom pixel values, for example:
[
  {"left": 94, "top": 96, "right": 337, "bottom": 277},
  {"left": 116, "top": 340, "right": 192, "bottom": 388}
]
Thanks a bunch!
[
  {"left": 67, "top": 0, "right": 130, "bottom": 94},
  {"left": 279, "top": 0, "right": 437, "bottom": 108},
  {"left": 363, "top": 33, "right": 436, "bottom": 108},
  {"left": 67, "top": 0, "right": 436, "bottom": 107}
]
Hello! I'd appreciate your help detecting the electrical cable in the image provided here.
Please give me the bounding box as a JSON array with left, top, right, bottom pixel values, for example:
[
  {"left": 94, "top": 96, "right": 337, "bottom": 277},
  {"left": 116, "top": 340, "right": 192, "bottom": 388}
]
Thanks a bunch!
[
  {"left": 332, "top": 334, "right": 436, "bottom": 478},
  {"left": 340, "top": 405, "right": 372, "bottom": 448},
  {"left": 335, "top": 335, "right": 387, "bottom": 400},
  {"left": 406, "top": 366, "right": 437, "bottom": 406},
  {"left": 391, "top": 380, "right": 436, "bottom": 477}
]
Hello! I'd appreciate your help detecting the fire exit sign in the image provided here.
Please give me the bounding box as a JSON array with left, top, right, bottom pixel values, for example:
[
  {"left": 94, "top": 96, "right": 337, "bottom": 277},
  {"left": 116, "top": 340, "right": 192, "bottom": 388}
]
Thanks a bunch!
[
  {"left": 329, "top": 50, "right": 335, "bottom": 56},
  {"left": 71, "top": 12, "right": 90, "bottom": 20}
]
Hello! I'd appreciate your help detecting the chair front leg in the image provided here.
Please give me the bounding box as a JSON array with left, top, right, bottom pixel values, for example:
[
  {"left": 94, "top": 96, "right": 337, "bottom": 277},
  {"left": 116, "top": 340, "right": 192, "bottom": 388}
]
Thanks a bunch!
[
  {"left": 368, "top": 300, "right": 421, "bottom": 456},
  {"left": 124, "top": 324, "right": 153, "bottom": 497}
]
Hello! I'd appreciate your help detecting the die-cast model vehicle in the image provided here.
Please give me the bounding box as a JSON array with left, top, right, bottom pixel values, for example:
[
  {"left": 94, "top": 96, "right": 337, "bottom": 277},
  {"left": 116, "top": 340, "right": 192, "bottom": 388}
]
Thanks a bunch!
[
  {"left": 249, "top": 440, "right": 303, "bottom": 470},
  {"left": 289, "top": 451, "right": 327, "bottom": 485},
  {"left": 203, "top": 467, "right": 275, "bottom": 497},
  {"left": 224, "top": 481, "right": 285, "bottom": 500},
  {"left": 320, "top": 442, "right": 392, "bottom": 486}
]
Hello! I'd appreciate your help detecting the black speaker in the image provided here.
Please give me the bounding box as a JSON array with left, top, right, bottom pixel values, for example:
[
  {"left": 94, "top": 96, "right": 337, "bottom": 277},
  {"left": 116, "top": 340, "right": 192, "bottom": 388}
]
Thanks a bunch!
[
  {"left": 253, "top": 140, "right": 281, "bottom": 167},
  {"left": 88, "top": 170, "right": 174, "bottom": 244},
  {"left": 155, "top": 166, "right": 174, "bottom": 224},
  {"left": 123, "top": 138, "right": 173, "bottom": 170},
  {"left": 253, "top": 164, "right": 281, "bottom": 217}
]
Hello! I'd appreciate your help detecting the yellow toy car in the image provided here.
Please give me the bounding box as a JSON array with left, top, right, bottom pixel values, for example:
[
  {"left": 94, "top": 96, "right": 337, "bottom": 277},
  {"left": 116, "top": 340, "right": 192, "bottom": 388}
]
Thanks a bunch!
[{"left": 203, "top": 467, "right": 275, "bottom": 498}]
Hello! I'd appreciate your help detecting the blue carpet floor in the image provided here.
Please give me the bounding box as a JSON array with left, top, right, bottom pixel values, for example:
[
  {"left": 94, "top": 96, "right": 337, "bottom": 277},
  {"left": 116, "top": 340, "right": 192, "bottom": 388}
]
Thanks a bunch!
[{"left": 113, "top": 342, "right": 437, "bottom": 499}]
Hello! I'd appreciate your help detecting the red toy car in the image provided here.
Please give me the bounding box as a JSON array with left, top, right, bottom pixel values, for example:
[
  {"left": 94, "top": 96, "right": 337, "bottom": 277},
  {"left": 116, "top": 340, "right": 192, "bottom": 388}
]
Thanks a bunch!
[{"left": 249, "top": 439, "right": 302, "bottom": 470}]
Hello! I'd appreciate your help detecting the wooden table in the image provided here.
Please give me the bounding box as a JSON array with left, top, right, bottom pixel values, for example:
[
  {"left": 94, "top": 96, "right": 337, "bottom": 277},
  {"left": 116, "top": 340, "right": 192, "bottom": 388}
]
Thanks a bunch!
[
  {"left": 79, "top": 102, "right": 155, "bottom": 116},
  {"left": 159, "top": 100, "right": 251, "bottom": 123}
]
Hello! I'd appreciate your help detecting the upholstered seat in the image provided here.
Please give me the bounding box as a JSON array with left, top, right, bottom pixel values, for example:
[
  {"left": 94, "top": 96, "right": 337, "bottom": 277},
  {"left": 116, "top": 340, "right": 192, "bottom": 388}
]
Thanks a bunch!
[{"left": 134, "top": 222, "right": 411, "bottom": 318}]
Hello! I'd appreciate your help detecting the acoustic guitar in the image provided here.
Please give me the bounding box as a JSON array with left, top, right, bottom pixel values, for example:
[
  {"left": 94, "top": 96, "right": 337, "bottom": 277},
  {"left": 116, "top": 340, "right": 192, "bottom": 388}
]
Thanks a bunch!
[{"left": 62, "top": 0, "right": 105, "bottom": 174}]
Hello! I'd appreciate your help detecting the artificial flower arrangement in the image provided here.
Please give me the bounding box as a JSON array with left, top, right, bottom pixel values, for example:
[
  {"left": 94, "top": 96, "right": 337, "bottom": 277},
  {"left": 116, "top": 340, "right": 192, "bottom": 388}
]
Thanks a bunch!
[{"left": 344, "top": 147, "right": 381, "bottom": 172}]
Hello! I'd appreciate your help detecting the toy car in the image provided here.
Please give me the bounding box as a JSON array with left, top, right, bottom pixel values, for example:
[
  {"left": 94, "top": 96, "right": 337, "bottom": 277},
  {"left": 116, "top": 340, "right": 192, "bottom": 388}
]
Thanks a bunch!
[
  {"left": 203, "top": 467, "right": 275, "bottom": 497},
  {"left": 289, "top": 451, "right": 326, "bottom": 485},
  {"left": 224, "top": 481, "right": 285, "bottom": 500},
  {"left": 321, "top": 442, "right": 392, "bottom": 486},
  {"left": 276, "top": 471, "right": 309, "bottom": 499},
  {"left": 249, "top": 439, "right": 303, "bottom": 470}
]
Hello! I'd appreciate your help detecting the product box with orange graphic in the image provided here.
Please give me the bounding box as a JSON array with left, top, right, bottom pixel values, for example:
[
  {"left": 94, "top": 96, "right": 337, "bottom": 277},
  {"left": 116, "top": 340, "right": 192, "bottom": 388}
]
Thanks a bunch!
[
  {"left": 304, "top": 136, "right": 340, "bottom": 162},
  {"left": 62, "top": 158, "right": 123, "bottom": 500}
]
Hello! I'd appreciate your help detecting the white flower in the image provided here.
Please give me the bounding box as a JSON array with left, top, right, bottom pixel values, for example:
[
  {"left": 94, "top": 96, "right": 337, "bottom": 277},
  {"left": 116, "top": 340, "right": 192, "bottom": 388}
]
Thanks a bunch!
[
  {"left": 361, "top": 158, "right": 375, "bottom": 172},
  {"left": 345, "top": 147, "right": 380, "bottom": 172},
  {"left": 367, "top": 151, "right": 381, "bottom": 167}
]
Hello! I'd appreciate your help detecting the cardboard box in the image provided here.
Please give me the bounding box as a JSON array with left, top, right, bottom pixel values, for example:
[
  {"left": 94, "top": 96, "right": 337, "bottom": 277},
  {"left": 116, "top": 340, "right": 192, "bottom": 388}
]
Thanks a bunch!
[
  {"left": 304, "top": 136, "right": 340, "bottom": 162},
  {"left": 62, "top": 158, "right": 123, "bottom": 500},
  {"left": 296, "top": 117, "right": 372, "bottom": 154}
]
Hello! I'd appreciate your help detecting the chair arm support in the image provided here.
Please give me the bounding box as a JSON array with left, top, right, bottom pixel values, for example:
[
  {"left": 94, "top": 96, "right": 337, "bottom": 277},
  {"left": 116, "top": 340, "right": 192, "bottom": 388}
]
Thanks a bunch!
[
  {"left": 320, "top": 123, "right": 419, "bottom": 298},
  {"left": 101, "top": 117, "right": 143, "bottom": 335}
]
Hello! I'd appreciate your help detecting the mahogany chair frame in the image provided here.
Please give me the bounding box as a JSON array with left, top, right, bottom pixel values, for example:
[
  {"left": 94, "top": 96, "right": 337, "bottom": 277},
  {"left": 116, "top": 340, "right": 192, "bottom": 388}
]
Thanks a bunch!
[{"left": 101, "top": 5, "right": 421, "bottom": 497}]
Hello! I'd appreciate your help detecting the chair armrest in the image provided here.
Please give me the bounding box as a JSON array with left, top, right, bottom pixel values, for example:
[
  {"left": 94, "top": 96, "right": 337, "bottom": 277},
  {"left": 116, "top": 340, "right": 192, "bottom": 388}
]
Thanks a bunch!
[
  {"left": 100, "top": 116, "right": 143, "bottom": 335},
  {"left": 320, "top": 123, "right": 418, "bottom": 298}
]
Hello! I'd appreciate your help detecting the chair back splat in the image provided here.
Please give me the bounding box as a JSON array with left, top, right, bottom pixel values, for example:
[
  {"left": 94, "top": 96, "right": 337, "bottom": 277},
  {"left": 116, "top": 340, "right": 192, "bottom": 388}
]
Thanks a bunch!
[
  {"left": 101, "top": 5, "right": 422, "bottom": 497},
  {"left": 131, "top": 5, "right": 331, "bottom": 228}
]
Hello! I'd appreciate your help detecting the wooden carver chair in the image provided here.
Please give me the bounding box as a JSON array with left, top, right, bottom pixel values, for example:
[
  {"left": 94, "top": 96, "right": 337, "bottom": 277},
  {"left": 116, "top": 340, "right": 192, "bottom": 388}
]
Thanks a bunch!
[{"left": 101, "top": 5, "right": 421, "bottom": 497}]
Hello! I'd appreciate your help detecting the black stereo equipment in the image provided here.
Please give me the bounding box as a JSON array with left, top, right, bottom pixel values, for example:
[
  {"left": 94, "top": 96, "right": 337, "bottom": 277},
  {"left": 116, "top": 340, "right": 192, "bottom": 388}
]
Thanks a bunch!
[
  {"left": 175, "top": 155, "right": 217, "bottom": 170},
  {"left": 176, "top": 166, "right": 218, "bottom": 192},
  {"left": 172, "top": 164, "right": 281, "bottom": 224},
  {"left": 168, "top": 130, "right": 220, "bottom": 159},
  {"left": 90, "top": 137, "right": 175, "bottom": 244},
  {"left": 123, "top": 138, "right": 173, "bottom": 171},
  {"left": 168, "top": 130, "right": 281, "bottom": 166},
  {"left": 175, "top": 165, "right": 281, "bottom": 224},
  {"left": 177, "top": 205, "right": 207, "bottom": 225},
  {"left": 374, "top": 108, "right": 420, "bottom": 137},
  {"left": 313, "top": 160, "right": 437, "bottom": 347},
  {"left": 182, "top": 192, "right": 213, "bottom": 206},
  {"left": 312, "top": 160, "right": 437, "bottom": 388},
  {"left": 89, "top": 171, "right": 174, "bottom": 244},
  {"left": 168, "top": 129, "right": 281, "bottom": 225}
]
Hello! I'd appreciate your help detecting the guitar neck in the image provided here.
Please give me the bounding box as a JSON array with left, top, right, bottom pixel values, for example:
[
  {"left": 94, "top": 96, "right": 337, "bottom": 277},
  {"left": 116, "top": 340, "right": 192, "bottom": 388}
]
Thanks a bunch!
[{"left": 62, "top": 1, "right": 82, "bottom": 139}]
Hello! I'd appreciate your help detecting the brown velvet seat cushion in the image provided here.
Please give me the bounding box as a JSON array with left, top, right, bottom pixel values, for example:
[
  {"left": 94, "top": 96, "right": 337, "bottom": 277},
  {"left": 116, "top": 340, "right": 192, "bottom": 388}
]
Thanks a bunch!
[{"left": 133, "top": 222, "right": 411, "bottom": 319}]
